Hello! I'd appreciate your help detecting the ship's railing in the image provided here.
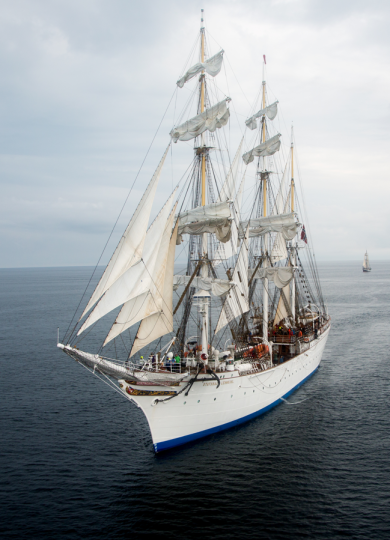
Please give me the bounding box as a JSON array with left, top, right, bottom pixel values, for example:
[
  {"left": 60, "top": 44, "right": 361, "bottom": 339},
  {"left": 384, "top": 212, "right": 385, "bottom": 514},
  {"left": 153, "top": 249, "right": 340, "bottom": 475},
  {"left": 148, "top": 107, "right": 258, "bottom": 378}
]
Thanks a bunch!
[
  {"left": 271, "top": 317, "right": 330, "bottom": 345},
  {"left": 272, "top": 335, "right": 297, "bottom": 344}
]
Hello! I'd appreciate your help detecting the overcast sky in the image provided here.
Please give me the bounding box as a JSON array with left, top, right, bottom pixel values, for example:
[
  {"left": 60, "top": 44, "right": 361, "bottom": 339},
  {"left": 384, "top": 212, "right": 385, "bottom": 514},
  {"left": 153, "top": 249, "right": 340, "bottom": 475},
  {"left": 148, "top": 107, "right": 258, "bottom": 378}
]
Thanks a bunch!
[{"left": 1, "top": 0, "right": 389, "bottom": 268}]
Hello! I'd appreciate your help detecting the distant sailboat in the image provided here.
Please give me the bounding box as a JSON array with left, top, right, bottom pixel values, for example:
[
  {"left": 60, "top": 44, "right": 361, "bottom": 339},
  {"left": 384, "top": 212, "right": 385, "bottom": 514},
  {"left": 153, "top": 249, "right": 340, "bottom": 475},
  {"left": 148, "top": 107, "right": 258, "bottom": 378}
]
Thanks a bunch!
[{"left": 363, "top": 251, "right": 371, "bottom": 272}]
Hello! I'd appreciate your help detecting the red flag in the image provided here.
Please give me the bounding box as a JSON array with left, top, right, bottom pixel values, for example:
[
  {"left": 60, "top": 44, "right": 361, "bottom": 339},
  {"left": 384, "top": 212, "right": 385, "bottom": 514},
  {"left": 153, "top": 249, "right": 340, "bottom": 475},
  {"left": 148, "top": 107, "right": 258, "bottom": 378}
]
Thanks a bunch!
[
  {"left": 301, "top": 225, "right": 308, "bottom": 244},
  {"left": 263, "top": 55, "right": 266, "bottom": 64}
]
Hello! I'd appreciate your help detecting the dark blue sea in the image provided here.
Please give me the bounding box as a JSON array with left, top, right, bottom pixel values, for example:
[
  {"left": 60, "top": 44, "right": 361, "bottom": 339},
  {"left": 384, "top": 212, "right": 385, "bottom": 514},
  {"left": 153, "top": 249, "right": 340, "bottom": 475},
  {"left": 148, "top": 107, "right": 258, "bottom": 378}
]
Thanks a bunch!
[{"left": 1, "top": 262, "right": 389, "bottom": 539}]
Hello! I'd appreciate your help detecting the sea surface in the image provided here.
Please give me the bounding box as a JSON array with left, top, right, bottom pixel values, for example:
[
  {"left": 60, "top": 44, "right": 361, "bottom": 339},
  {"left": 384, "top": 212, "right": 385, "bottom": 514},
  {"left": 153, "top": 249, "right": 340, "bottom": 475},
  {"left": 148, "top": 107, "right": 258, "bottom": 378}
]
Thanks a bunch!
[{"left": 0, "top": 261, "right": 389, "bottom": 539}]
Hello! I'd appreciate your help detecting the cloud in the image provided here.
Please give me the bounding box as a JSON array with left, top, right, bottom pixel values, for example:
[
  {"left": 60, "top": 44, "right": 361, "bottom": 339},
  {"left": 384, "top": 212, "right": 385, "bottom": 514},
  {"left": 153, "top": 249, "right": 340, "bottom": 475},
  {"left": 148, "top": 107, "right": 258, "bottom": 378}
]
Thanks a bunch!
[{"left": 0, "top": 0, "right": 389, "bottom": 267}]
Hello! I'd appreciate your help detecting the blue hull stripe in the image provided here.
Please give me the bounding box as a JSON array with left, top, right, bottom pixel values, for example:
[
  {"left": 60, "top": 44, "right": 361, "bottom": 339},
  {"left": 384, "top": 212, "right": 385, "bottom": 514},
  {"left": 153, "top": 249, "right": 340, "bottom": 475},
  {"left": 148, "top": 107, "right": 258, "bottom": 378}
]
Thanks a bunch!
[{"left": 154, "top": 367, "right": 318, "bottom": 453}]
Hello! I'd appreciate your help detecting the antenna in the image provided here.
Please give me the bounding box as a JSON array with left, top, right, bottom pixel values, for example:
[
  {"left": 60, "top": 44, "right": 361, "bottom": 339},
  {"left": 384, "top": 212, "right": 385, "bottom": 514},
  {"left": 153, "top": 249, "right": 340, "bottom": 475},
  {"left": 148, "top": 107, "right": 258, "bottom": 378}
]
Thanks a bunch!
[{"left": 201, "top": 8, "right": 204, "bottom": 29}]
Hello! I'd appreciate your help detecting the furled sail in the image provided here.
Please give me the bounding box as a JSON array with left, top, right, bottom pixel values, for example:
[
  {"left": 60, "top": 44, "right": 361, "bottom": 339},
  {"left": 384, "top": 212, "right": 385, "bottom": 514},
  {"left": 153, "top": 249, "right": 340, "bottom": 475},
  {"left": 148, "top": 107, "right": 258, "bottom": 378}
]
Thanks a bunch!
[
  {"left": 249, "top": 267, "right": 294, "bottom": 289},
  {"left": 77, "top": 190, "right": 177, "bottom": 336},
  {"left": 80, "top": 146, "right": 169, "bottom": 318},
  {"left": 214, "top": 226, "right": 250, "bottom": 334},
  {"left": 176, "top": 200, "right": 231, "bottom": 245},
  {"left": 178, "top": 201, "right": 230, "bottom": 226},
  {"left": 177, "top": 217, "right": 231, "bottom": 245},
  {"left": 176, "top": 50, "right": 224, "bottom": 88},
  {"left": 170, "top": 99, "right": 230, "bottom": 143},
  {"left": 242, "top": 134, "right": 281, "bottom": 165},
  {"left": 173, "top": 275, "right": 234, "bottom": 297},
  {"left": 129, "top": 220, "right": 179, "bottom": 357},
  {"left": 103, "top": 204, "right": 178, "bottom": 346},
  {"left": 245, "top": 101, "right": 279, "bottom": 130},
  {"left": 239, "top": 212, "right": 299, "bottom": 240}
]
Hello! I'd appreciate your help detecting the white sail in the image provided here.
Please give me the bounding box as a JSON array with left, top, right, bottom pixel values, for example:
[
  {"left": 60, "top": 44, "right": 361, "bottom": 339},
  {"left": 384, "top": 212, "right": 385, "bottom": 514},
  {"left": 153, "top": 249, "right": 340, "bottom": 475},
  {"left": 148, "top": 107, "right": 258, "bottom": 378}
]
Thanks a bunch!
[
  {"left": 170, "top": 99, "right": 230, "bottom": 143},
  {"left": 245, "top": 101, "right": 278, "bottom": 130},
  {"left": 173, "top": 275, "right": 234, "bottom": 297},
  {"left": 77, "top": 190, "right": 177, "bottom": 336},
  {"left": 271, "top": 172, "right": 291, "bottom": 263},
  {"left": 250, "top": 267, "right": 294, "bottom": 289},
  {"left": 214, "top": 226, "right": 250, "bottom": 335},
  {"left": 177, "top": 50, "right": 224, "bottom": 88},
  {"left": 80, "top": 146, "right": 169, "bottom": 318},
  {"left": 272, "top": 160, "right": 289, "bottom": 216},
  {"left": 214, "top": 173, "right": 245, "bottom": 266},
  {"left": 129, "top": 220, "right": 179, "bottom": 357},
  {"left": 177, "top": 217, "right": 231, "bottom": 244},
  {"left": 103, "top": 204, "right": 178, "bottom": 346},
  {"left": 363, "top": 251, "right": 370, "bottom": 269},
  {"left": 219, "top": 138, "right": 244, "bottom": 202},
  {"left": 239, "top": 212, "right": 299, "bottom": 240},
  {"left": 274, "top": 282, "right": 290, "bottom": 326},
  {"left": 242, "top": 134, "right": 281, "bottom": 165},
  {"left": 178, "top": 201, "right": 230, "bottom": 226}
]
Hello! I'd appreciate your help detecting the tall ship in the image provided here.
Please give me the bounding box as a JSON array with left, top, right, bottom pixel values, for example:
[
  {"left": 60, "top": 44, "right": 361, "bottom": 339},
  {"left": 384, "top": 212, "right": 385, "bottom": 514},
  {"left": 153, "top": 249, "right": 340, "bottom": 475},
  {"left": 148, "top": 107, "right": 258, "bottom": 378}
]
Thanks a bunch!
[
  {"left": 58, "top": 13, "right": 331, "bottom": 452},
  {"left": 363, "top": 251, "right": 371, "bottom": 272}
]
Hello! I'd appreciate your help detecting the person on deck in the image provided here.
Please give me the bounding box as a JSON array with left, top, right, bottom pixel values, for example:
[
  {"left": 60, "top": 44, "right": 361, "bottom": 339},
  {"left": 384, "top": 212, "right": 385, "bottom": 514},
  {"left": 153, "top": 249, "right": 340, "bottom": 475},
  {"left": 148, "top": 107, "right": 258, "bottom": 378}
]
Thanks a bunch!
[{"left": 174, "top": 355, "right": 181, "bottom": 372}]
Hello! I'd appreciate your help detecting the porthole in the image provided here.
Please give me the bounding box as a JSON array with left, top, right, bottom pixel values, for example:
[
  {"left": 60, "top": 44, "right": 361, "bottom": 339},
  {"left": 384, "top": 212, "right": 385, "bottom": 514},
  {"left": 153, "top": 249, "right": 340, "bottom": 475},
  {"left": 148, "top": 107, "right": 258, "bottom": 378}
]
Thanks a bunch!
[
  {"left": 184, "top": 401, "right": 186, "bottom": 405},
  {"left": 214, "top": 398, "right": 216, "bottom": 401},
  {"left": 197, "top": 400, "right": 200, "bottom": 403}
]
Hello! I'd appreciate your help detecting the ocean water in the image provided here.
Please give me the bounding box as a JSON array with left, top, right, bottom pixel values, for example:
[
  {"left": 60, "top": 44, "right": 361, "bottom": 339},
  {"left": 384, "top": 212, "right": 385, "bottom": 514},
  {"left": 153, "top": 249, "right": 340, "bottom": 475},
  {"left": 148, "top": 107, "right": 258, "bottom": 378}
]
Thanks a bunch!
[{"left": 0, "top": 262, "right": 389, "bottom": 539}]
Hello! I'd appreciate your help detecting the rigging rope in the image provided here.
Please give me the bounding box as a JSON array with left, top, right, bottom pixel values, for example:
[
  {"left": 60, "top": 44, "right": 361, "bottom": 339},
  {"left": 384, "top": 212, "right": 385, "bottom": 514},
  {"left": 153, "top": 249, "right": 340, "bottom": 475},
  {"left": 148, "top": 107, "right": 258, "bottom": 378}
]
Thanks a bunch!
[{"left": 64, "top": 87, "right": 179, "bottom": 345}]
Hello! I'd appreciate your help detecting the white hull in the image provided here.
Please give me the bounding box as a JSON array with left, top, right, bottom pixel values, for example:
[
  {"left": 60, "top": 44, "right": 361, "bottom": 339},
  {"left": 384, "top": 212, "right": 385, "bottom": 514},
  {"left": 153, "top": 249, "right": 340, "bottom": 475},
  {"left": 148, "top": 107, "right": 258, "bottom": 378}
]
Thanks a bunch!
[{"left": 122, "top": 327, "right": 330, "bottom": 452}]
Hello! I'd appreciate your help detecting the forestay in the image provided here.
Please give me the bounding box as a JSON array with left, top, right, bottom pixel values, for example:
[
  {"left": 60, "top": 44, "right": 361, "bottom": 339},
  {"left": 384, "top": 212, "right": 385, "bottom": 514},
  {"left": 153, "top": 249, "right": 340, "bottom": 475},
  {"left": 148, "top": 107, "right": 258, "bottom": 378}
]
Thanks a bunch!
[
  {"left": 173, "top": 275, "right": 234, "bottom": 297},
  {"left": 170, "top": 99, "right": 230, "bottom": 143},
  {"left": 239, "top": 212, "right": 299, "bottom": 240},
  {"left": 249, "top": 267, "right": 294, "bottom": 289},
  {"left": 80, "top": 147, "right": 169, "bottom": 318},
  {"left": 177, "top": 50, "right": 224, "bottom": 88},
  {"left": 245, "top": 101, "right": 278, "bottom": 130},
  {"left": 242, "top": 134, "right": 281, "bottom": 165}
]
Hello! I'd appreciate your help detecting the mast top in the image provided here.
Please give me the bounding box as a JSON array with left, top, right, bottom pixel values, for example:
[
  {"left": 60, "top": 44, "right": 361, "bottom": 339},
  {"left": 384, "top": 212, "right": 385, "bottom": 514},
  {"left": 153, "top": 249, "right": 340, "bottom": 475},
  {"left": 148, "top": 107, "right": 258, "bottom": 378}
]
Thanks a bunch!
[{"left": 201, "top": 8, "right": 204, "bottom": 30}]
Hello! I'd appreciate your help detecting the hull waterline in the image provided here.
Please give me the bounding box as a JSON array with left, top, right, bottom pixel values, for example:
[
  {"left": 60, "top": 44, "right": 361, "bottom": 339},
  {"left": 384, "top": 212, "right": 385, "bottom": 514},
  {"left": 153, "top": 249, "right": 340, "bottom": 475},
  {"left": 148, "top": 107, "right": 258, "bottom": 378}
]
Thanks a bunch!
[{"left": 124, "top": 327, "right": 330, "bottom": 452}]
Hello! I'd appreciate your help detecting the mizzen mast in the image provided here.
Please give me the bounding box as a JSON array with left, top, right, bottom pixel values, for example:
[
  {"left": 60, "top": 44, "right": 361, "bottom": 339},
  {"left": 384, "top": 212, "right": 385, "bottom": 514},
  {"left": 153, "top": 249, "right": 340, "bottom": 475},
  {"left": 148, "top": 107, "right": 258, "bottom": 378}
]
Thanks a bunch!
[{"left": 290, "top": 125, "right": 296, "bottom": 321}]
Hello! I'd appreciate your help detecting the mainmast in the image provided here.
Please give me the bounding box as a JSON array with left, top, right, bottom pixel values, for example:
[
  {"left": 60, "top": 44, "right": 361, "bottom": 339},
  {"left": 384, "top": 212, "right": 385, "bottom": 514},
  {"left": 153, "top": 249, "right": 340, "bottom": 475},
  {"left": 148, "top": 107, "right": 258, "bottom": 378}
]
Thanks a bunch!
[{"left": 261, "top": 58, "right": 269, "bottom": 342}]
